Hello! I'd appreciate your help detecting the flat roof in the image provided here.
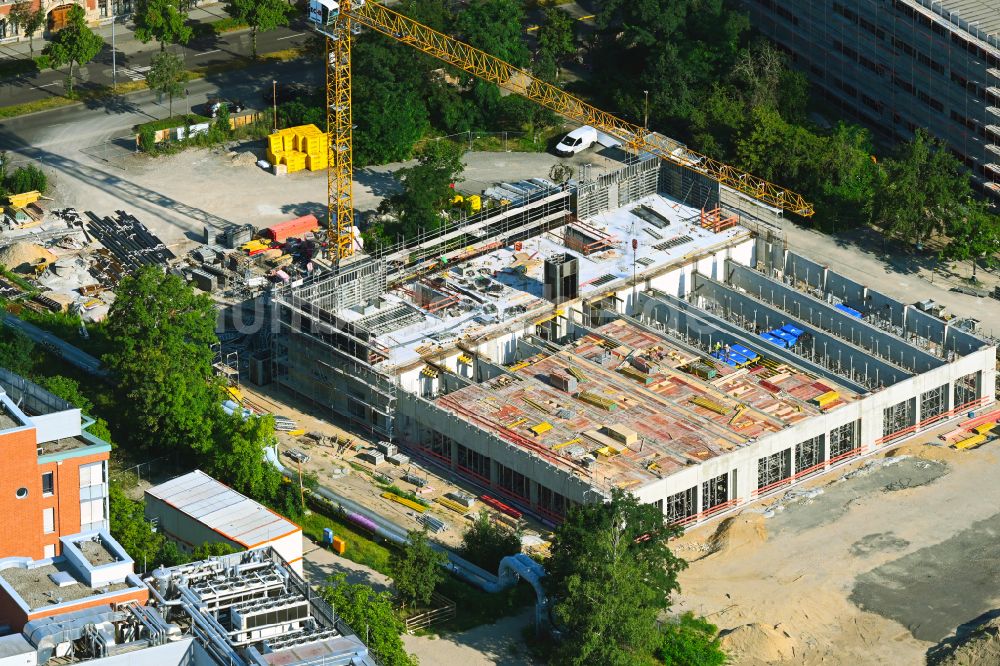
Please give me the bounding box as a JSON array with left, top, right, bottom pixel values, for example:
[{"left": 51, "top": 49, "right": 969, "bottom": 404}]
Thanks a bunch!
[
  {"left": 146, "top": 470, "right": 300, "bottom": 549},
  {"left": 0, "top": 562, "right": 130, "bottom": 611},
  {"left": 333, "top": 194, "right": 748, "bottom": 369},
  {"left": 931, "top": 0, "right": 1000, "bottom": 40},
  {"left": 435, "top": 319, "right": 854, "bottom": 492}
]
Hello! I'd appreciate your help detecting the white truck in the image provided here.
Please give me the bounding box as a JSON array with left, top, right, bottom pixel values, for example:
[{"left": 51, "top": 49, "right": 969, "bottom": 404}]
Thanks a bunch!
[{"left": 554, "top": 125, "right": 622, "bottom": 157}]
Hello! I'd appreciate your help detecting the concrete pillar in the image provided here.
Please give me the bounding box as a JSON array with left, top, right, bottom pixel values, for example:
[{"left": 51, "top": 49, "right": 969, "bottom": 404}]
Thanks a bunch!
[{"left": 529, "top": 479, "right": 539, "bottom": 508}]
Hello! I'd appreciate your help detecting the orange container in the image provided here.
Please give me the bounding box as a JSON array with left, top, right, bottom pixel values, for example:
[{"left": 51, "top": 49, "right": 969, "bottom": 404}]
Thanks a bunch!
[{"left": 332, "top": 536, "right": 346, "bottom": 554}]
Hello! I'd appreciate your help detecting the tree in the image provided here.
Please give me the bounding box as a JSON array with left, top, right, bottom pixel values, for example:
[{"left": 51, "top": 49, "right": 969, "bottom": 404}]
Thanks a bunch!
[
  {"left": 192, "top": 541, "right": 238, "bottom": 559},
  {"left": 868, "top": 129, "right": 972, "bottom": 242},
  {"left": 10, "top": 2, "right": 45, "bottom": 55},
  {"left": 0, "top": 324, "right": 36, "bottom": 377},
  {"left": 109, "top": 482, "right": 164, "bottom": 572},
  {"left": 133, "top": 0, "right": 192, "bottom": 51},
  {"left": 388, "top": 529, "right": 446, "bottom": 608},
  {"left": 547, "top": 488, "right": 687, "bottom": 666},
  {"left": 536, "top": 7, "right": 576, "bottom": 81},
  {"left": 104, "top": 267, "right": 220, "bottom": 455},
  {"left": 941, "top": 200, "right": 1000, "bottom": 280},
  {"left": 381, "top": 139, "right": 464, "bottom": 240},
  {"left": 6, "top": 164, "right": 47, "bottom": 194},
  {"left": 206, "top": 412, "right": 282, "bottom": 505},
  {"left": 42, "top": 5, "right": 104, "bottom": 96},
  {"left": 147, "top": 52, "right": 187, "bottom": 117},
  {"left": 656, "top": 612, "right": 727, "bottom": 666},
  {"left": 459, "top": 510, "right": 521, "bottom": 572},
  {"left": 321, "top": 573, "right": 417, "bottom": 666},
  {"left": 224, "top": 0, "right": 289, "bottom": 59}
]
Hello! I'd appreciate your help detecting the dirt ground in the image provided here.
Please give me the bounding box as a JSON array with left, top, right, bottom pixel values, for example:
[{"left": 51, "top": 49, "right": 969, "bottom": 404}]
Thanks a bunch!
[
  {"left": 671, "top": 429, "right": 1000, "bottom": 666},
  {"left": 241, "top": 382, "right": 552, "bottom": 551}
]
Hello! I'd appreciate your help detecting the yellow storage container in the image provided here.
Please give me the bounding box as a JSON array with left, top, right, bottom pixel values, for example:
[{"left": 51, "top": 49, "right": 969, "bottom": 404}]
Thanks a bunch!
[
  {"left": 301, "top": 136, "right": 325, "bottom": 155},
  {"left": 282, "top": 133, "right": 297, "bottom": 152},
  {"left": 331, "top": 536, "right": 346, "bottom": 555},
  {"left": 267, "top": 134, "right": 284, "bottom": 152},
  {"left": 305, "top": 153, "right": 328, "bottom": 171}
]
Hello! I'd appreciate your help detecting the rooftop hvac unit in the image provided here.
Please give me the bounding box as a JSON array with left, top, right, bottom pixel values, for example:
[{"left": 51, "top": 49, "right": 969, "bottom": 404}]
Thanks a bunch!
[{"left": 232, "top": 599, "right": 311, "bottom": 631}]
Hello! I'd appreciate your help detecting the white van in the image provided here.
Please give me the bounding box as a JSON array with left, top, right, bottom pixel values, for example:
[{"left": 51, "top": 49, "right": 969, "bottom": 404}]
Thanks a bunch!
[{"left": 555, "top": 126, "right": 599, "bottom": 156}]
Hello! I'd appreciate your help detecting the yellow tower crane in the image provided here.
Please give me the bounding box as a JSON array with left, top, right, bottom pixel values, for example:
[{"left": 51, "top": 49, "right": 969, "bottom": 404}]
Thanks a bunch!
[{"left": 308, "top": 0, "right": 814, "bottom": 262}]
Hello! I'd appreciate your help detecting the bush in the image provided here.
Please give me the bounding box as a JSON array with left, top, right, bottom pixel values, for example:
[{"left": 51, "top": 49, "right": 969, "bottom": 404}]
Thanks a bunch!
[
  {"left": 6, "top": 165, "right": 47, "bottom": 194},
  {"left": 459, "top": 510, "right": 522, "bottom": 572},
  {"left": 138, "top": 127, "right": 157, "bottom": 153},
  {"left": 656, "top": 612, "right": 727, "bottom": 666}
]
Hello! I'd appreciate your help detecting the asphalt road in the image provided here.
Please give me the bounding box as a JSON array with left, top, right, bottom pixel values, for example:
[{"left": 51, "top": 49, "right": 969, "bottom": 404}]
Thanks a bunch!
[{"left": 0, "top": 19, "right": 310, "bottom": 108}]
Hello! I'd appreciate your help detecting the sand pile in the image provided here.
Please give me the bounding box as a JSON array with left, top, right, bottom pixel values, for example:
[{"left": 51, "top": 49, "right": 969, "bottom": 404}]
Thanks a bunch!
[
  {"left": 887, "top": 441, "right": 965, "bottom": 464},
  {"left": 705, "top": 513, "right": 767, "bottom": 558},
  {"left": 721, "top": 623, "right": 797, "bottom": 663},
  {"left": 933, "top": 616, "right": 1000, "bottom": 666},
  {"left": 0, "top": 242, "right": 56, "bottom": 273}
]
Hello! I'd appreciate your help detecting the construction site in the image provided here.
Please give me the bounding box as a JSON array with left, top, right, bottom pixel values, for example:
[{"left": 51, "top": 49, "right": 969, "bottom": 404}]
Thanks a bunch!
[{"left": 270, "top": 150, "right": 997, "bottom": 526}]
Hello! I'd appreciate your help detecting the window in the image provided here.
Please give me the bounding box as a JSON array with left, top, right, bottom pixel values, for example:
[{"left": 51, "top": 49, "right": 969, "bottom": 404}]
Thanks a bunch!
[
  {"left": 15, "top": 487, "right": 27, "bottom": 499},
  {"left": 79, "top": 462, "right": 106, "bottom": 498},
  {"left": 42, "top": 472, "right": 54, "bottom": 496},
  {"left": 80, "top": 498, "right": 106, "bottom": 532},
  {"left": 43, "top": 508, "right": 54, "bottom": 534},
  {"left": 43, "top": 544, "right": 56, "bottom": 559}
]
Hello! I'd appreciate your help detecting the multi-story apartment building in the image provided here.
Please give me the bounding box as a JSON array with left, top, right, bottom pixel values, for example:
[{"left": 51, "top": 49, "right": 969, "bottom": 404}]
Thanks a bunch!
[
  {"left": 0, "top": 369, "right": 110, "bottom": 560},
  {"left": 743, "top": 0, "right": 1000, "bottom": 197}
]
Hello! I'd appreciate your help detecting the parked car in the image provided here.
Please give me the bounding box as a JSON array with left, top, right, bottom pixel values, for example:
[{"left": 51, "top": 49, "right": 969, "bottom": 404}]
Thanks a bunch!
[
  {"left": 283, "top": 448, "right": 310, "bottom": 464},
  {"left": 554, "top": 125, "right": 598, "bottom": 156},
  {"left": 205, "top": 98, "right": 245, "bottom": 118}
]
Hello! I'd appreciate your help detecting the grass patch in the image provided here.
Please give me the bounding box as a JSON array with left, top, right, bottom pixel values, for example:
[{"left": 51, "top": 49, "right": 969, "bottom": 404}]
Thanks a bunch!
[
  {"left": 190, "top": 17, "right": 249, "bottom": 39},
  {"left": 0, "top": 59, "right": 38, "bottom": 79},
  {"left": 299, "top": 498, "right": 393, "bottom": 574},
  {"left": 0, "top": 268, "right": 40, "bottom": 295},
  {"left": 0, "top": 95, "right": 77, "bottom": 119}
]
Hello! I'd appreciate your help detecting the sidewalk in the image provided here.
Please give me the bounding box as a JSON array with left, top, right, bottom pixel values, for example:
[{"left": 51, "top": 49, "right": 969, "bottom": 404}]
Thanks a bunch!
[{"left": 0, "top": 3, "right": 235, "bottom": 62}]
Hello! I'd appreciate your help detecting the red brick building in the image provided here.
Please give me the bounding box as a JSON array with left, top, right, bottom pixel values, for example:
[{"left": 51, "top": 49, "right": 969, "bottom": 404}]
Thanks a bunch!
[
  {"left": 0, "top": 370, "right": 111, "bottom": 561},
  {"left": 0, "top": 0, "right": 113, "bottom": 41}
]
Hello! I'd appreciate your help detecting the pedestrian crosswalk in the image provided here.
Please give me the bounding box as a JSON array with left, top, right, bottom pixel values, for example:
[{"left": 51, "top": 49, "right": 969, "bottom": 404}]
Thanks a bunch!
[{"left": 120, "top": 65, "right": 150, "bottom": 81}]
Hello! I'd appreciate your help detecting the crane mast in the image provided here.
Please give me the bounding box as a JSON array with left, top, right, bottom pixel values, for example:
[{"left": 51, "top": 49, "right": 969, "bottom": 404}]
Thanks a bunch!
[{"left": 309, "top": 0, "right": 815, "bottom": 262}]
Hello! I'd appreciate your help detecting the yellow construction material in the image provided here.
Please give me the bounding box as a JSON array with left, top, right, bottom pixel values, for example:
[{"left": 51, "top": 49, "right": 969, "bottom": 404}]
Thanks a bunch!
[
  {"left": 973, "top": 422, "right": 995, "bottom": 435},
  {"left": 457, "top": 354, "right": 473, "bottom": 365},
  {"left": 523, "top": 397, "right": 550, "bottom": 414},
  {"left": 954, "top": 433, "right": 988, "bottom": 450},
  {"left": 381, "top": 492, "right": 428, "bottom": 513},
  {"left": 7, "top": 191, "right": 40, "bottom": 208},
  {"left": 226, "top": 386, "right": 243, "bottom": 404},
  {"left": 530, "top": 422, "right": 552, "bottom": 436},
  {"left": 420, "top": 366, "right": 439, "bottom": 378},
  {"left": 287, "top": 428, "right": 306, "bottom": 436},
  {"left": 567, "top": 366, "right": 587, "bottom": 382},
  {"left": 553, "top": 437, "right": 581, "bottom": 450},
  {"left": 241, "top": 239, "right": 270, "bottom": 253},
  {"left": 467, "top": 194, "right": 482, "bottom": 212},
  {"left": 306, "top": 152, "right": 329, "bottom": 171},
  {"left": 435, "top": 496, "right": 471, "bottom": 514},
  {"left": 728, "top": 404, "right": 747, "bottom": 425},
  {"left": 690, "top": 395, "right": 729, "bottom": 415},
  {"left": 507, "top": 417, "right": 528, "bottom": 428},
  {"left": 577, "top": 391, "right": 619, "bottom": 411},
  {"left": 812, "top": 391, "right": 840, "bottom": 408},
  {"left": 595, "top": 445, "right": 620, "bottom": 457},
  {"left": 619, "top": 365, "right": 652, "bottom": 384}
]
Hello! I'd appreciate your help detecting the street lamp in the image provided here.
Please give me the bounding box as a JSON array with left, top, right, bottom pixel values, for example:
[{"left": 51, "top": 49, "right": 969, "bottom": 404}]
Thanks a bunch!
[
  {"left": 111, "top": 14, "right": 118, "bottom": 94},
  {"left": 643, "top": 89, "right": 649, "bottom": 130},
  {"left": 272, "top": 80, "right": 277, "bottom": 131}
]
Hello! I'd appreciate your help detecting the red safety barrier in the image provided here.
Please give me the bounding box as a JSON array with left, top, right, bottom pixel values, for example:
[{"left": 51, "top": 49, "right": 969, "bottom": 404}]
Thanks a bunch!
[{"left": 481, "top": 494, "right": 522, "bottom": 520}]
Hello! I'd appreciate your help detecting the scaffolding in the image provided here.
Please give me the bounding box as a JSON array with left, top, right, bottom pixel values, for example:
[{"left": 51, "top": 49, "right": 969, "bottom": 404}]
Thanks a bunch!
[
  {"left": 920, "top": 384, "right": 948, "bottom": 422},
  {"left": 882, "top": 399, "right": 915, "bottom": 438},
  {"left": 954, "top": 371, "right": 979, "bottom": 408},
  {"left": 829, "top": 419, "right": 860, "bottom": 459},
  {"left": 794, "top": 434, "right": 824, "bottom": 474},
  {"left": 664, "top": 486, "right": 698, "bottom": 524},
  {"left": 701, "top": 472, "right": 729, "bottom": 512},
  {"left": 757, "top": 449, "right": 791, "bottom": 490}
]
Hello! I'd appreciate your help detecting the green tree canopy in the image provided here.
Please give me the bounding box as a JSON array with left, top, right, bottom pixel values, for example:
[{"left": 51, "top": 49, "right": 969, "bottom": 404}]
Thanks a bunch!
[
  {"left": 547, "top": 488, "right": 687, "bottom": 665},
  {"left": 104, "top": 267, "right": 220, "bottom": 455},
  {"left": 0, "top": 324, "right": 36, "bottom": 377},
  {"left": 42, "top": 5, "right": 104, "bottom": 95},
  {"left": 206, "top": 412, "right": 282, "bottom": 504},
  {"left": 133, "top": 0, "right": 192, "bottom": 51},
  {"left": 459, "top": 510, "right": 522, "bottom": 572},
  {"left": 941, "top": 200, "right": 1000, "bottom": 279},
  {"left": 224, "top": 0, "right": 290, "bottom": 59},
  {"left": 868, "top": 129, "right": 972, "bottom": 242},
  {"left": 10, "top": 1, "right": 46, "bottom": 55},
  {"left": 321, "top": 573, "right": 416, "bottom": 666},
  {"left": 147, "top": 52, "right": 187, "bottom": 117},
  {"left": 6, "top": 165, "right": 47, "bottom": 194},
  {"left": 388, "top": 529, "right": 446, "bottom": 608},
  {"left": 380, "top": 139, "right": 464, "bottom": 240},
  {"left": 192, "top": 541, "right": 239, "bottom": 559},
  {"left": 37, "top": 375, "right": 115, "bottom": 446},
  {"left": 656, "top": 612, "right": 727, "bottom": 666},
  {"left": 537, "top": 7, "right": 576, "bottom": 81},
  {"left": 109, "top": 482, "right": 164, "bottom": 572}
]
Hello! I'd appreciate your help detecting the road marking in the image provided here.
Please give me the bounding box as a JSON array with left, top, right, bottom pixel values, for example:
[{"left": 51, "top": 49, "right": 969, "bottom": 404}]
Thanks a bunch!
[
  {"left": 277, "top": 33, "right": 305, "bottom": 40},
  {"left": 195, "top": 49, "right": 222, "bottom": 56},
  {"left": 121, "top": 65, "right": 151, "bottom": 81},
  {"left": 578, "top": 14, "right": 595, "bottom": 20},
  {"left": 38, "top": 82, "right": 61, "bottom": 88}
]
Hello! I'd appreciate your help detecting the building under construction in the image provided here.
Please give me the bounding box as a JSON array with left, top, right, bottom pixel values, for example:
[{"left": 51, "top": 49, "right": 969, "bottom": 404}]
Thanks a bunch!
[{"left": 271, "top": 155, "right": 997, "bottom": 526}]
